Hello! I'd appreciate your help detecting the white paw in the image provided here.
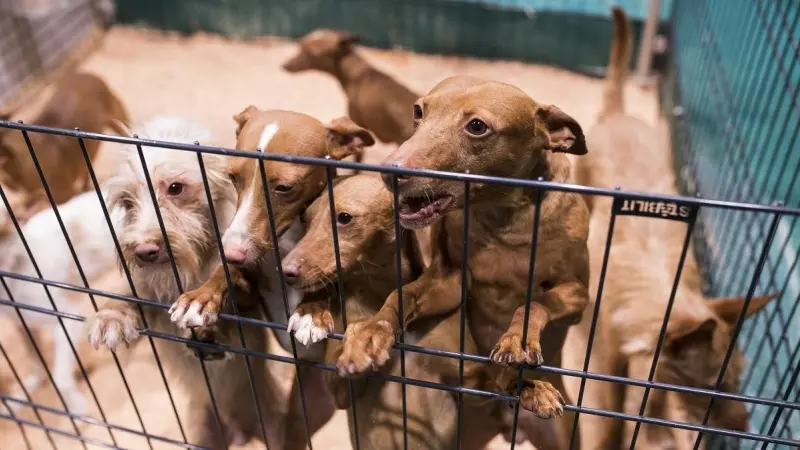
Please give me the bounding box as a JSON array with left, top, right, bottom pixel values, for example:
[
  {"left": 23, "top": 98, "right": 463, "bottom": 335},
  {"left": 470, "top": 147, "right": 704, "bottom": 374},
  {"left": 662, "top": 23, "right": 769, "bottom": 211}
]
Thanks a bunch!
[
  {"left": 169, "top": 301, "right": 218, "bottom": 329},
  {"left": 287, "top": 312, "right": 329, "bottom": 346},
  {"left": 86, "top": 309, "right": 139, "bottom": 352}
]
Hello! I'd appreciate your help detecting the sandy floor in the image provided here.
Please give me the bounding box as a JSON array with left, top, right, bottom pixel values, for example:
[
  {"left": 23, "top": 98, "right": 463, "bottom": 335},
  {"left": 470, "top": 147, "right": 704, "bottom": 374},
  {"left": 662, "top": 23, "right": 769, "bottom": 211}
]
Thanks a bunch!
[{"left": 0, "top": 26, "right": 661, "bottom": 449}]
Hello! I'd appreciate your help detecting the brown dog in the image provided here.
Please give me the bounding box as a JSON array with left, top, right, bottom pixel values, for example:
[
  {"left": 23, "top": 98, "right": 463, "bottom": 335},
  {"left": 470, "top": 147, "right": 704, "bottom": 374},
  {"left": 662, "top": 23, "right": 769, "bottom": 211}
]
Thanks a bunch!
[
  {"left": 564, "top": 8, "right": 779, "bottom": 449},
  {"left": 168, "top": 107, "right": 376, "bottom": 444},
  {"left": 282, "top": 29, "right": 419, "bottom": 152},
  {"left": 323, "top": 75, "right": 591, "bottom": 449},
  {"left": 0, "top": 72, "right": 129, "bottom": 221},
  {"left": 282, "top": 173, "right": 504, "bottom": 449}
]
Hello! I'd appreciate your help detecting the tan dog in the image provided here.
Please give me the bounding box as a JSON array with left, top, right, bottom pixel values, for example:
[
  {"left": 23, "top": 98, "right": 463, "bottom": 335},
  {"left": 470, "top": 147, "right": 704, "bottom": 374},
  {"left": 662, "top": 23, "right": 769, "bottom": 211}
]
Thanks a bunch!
[
  {"left": 322, "top": 76, "right": 591, "bottom": 449},
  {"left": 0, "top": 72, "right": 129, "bottom": 221},
  {"left": 168, "top": 107, "right": 376, "bottom": 444},
  {"left": 565, "top": 8, "right": 778, "bottom": 449},
  {"left": 85, "top": 116, "right": 294, "bottom": 449},
  {"left": 282, "top": 29, "right": 419, "bottom": 152},
  {"left": 281, "top": 173, "right": 503, "bottom": 449}
]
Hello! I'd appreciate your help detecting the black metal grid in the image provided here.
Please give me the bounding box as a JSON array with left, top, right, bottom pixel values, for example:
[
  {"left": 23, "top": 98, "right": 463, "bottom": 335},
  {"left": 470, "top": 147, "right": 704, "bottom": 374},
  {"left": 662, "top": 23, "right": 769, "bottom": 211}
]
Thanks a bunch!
[{"left": 0, "top": 120, "right": 797, "bottom": 449}]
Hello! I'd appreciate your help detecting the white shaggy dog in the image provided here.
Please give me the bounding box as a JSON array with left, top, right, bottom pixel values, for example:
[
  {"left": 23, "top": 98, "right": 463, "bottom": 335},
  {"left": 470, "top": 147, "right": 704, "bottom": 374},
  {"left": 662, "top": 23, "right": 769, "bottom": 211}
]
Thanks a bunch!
[
  {"left": 0, "top": 187, "right": 120, "bottom": 414},
  {"left": 86, "top": 116, "right": 290, "bottom": 449}
]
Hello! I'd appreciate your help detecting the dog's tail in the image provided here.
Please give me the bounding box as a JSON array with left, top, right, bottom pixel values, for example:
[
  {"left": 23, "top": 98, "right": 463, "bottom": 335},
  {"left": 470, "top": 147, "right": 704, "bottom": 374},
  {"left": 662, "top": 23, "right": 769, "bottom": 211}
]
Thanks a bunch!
[{"left": 600, "top": 6, "right": 633, "bottom": 119}]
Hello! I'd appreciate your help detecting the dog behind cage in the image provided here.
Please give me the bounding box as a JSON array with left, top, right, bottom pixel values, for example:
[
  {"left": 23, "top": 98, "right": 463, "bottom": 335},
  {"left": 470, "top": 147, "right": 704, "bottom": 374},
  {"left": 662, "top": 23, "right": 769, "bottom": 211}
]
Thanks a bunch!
[{"left": 1, "top": 0, "right": 800, "bottom": 449}]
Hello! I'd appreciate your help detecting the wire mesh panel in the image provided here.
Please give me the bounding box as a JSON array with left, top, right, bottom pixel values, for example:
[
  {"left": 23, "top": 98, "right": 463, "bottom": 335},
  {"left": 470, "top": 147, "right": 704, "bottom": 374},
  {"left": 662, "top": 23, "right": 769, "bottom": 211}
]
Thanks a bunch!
[
  {"left": 0, "top": 120, "right": 797, "bottom": 449},
  {"left": 0, "top": 0, "right": 111, "bottom": 115},
  {"left": 113, "top": 0, "right": 670, "bottom": 76},
  {"left": 668, "top": 0, "right": 800, "bottom": 447}
]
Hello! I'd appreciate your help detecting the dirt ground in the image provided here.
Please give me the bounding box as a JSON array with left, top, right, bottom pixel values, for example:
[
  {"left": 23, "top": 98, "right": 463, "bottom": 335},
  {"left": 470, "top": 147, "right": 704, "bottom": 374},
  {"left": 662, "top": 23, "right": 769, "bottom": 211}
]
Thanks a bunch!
[{"left": 0, "top": 26, "right": 661, "bottom": 449}]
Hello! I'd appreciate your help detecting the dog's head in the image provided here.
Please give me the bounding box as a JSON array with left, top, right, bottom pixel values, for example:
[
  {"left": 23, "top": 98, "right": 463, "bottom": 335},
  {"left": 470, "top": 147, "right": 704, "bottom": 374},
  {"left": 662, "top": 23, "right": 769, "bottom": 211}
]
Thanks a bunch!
[
  {"left": 282, "top": 29, "right": 361, "bottom": 74},
  {"left": 281, "top": 174, "right": 394, "bottom": 291},
  {"left": 658, "top": 292, "right": 778, "bottom": 432},
  {"left": 221, "top": 106, "right": 374, "bottom": 268},
  {"left": 380, "top": 75, "right": 587, "bottom": 229},
  {"left": 104, "top": 116, "right": 237, "bottom": 299}
]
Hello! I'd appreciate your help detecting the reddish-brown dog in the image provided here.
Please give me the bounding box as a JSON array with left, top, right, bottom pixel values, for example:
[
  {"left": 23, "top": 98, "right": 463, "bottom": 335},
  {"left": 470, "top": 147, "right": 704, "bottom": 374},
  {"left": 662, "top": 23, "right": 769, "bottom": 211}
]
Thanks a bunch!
[
  {"left": 168, "top": 106, "right": 376, "bottom": 446},
  {"left": 282, "top": 173, "right": 505, "bottom": 449},
  {"left": 564, "top": 8, "right": 779, "bottom": 449},
  {"left": 0, "top": 72, "right": 129, "bottom": 221},
  {"left": 326, "top": 75, "right": 591, "bottom": 449},
  {"left": 282, "top": 29, "right": 418, "bottom": 152}
]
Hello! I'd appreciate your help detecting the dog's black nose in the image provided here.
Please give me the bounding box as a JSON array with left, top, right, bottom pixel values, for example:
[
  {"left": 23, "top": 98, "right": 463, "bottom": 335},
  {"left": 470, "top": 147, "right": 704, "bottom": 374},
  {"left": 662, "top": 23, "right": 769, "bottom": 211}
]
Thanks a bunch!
[{"left": 134, "top": 242, "right": 161, "bottom": 263}]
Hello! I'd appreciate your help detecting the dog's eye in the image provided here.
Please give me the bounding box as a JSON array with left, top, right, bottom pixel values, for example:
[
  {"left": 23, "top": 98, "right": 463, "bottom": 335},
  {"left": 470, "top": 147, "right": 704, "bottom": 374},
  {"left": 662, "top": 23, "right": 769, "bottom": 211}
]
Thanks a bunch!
[
  {"left": 413, "top": 105, "right": 423, "bottom": 120},
  {"left": 121, "top": 198, "right": 134, "bottom": 210},
  {"left": 167, "top": 183, "right": 184, "bottom": 196},
  {"left": 336, "top": 212, "right": 353, "bottom": 225},
  {"left": 274, "top": 184, "right": 294, "bottom": 193},
  {"left": 465, "top": 119, "right": 489, "bottom": 136}
]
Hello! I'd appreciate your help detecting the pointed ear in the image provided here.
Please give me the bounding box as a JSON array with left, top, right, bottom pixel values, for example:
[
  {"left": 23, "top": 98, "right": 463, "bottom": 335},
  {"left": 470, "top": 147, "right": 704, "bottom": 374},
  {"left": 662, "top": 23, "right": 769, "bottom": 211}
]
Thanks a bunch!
[
  {"left": 326, "top": 116, "right": 375, "bottom": 160},
  {"left": 707, "top": 292, "right": 779, "bottom": 325},
  {"left": 665, "top": 315, "right": 717, "bottom": 350},
  {"left": 232, "top": 105, "right": 259, "bottom": 138},
  {"left": 536, "top": 105, "right": 587, "bottom": 155}
]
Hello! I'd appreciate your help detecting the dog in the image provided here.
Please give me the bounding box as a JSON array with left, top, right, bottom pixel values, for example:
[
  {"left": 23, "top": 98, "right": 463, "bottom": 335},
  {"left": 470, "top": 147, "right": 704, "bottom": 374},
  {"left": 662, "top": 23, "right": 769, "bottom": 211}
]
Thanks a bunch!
[
  {"left": 564, "top": 8, "right": 779, "bottom": 449},
  {"left": 0, "top": 72, "right": 130, "bottom": 221},
  {"left": 85, "top": 116, "right": 294, "bottom": 449},
  {"left": 282, "top": 29, "right": 419, "bottom": 153},
  {"left": 281, "top": 173, "right": 505, "bottom": 449},
  {"left": 168, "top": 107, "right": 376, "bottom": 444},
  {"left": 317, "top": 75, "right": 592, "bottom": 449},
  {"left": 0, "top": 187, "right": 120, "bottom": 415}
]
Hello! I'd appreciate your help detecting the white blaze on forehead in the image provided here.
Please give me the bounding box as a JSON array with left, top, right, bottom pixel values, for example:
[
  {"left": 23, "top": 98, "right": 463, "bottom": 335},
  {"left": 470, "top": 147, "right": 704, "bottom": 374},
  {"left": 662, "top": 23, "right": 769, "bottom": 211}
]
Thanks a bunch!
[{"left": 222, "top": 122, "right": 280, "bottom": 250}]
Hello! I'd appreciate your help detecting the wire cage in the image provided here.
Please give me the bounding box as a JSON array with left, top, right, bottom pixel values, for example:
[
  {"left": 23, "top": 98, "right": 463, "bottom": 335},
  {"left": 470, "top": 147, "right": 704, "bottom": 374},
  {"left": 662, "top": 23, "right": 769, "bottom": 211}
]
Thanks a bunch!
[
  {"left": 0, "top": 0, "right": 113, "bottom": 115},
  {"left": 0, "top": 0, "right": 798, "bottom": 449}
]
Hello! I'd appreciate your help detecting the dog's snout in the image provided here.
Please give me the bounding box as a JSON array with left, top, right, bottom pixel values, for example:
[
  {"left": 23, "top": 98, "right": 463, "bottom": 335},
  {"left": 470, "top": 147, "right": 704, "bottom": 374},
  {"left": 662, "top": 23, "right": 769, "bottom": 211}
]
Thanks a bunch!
[
  {"left": 134, "top": 242, "right": 162, "bottom": 263},
  {"left": 282, "top": 262, "right": 301, "bottom": 284},
  {"left": 381, "top": 161, "right": 410, "bottom": 189},
  {"left": 224, "top": 246, "right": 247, "bottom": 265}
]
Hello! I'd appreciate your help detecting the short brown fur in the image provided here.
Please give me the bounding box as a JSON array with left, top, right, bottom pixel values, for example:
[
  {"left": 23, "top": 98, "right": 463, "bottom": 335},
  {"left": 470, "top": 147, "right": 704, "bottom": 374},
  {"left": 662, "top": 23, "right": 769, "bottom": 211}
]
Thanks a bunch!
[
  {"left": 328, "top": 75, "right": 591, "bottom": 449},
  {"left": 0, "top": 72, "right": 130, "bottom": 221},
  {"left": 282, "top": 173, "right": 503, "bottom": 449},
  {"left": 282, "top": 29, "right": 419, "bottom": 153},
  {"left": 564, "top": 8, "right": 778, "bottom": 449}
]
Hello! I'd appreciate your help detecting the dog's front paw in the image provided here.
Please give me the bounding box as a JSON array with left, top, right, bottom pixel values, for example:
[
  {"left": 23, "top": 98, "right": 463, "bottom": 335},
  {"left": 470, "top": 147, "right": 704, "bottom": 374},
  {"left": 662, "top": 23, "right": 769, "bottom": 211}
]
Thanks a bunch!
[
  {"left": 490, "top": 331, "right": 543, "bottom": 366},
  {"left": 86, "top": 309, "right": 140, "bottom": 352},
  {"left": 288, "top": 301, "right": 334, "bottom": 346},
  {"left": 519, "top": 381, "right": 564, "bottom": 419},
  {"left": 169, "top": 286, "right": 222, "bottom": 329},
  {"left": 179, "top": 326, "right": 228, "bottom": 361},
  {"left": 336, "top": 319, "right": 395, "bottom": 377}
]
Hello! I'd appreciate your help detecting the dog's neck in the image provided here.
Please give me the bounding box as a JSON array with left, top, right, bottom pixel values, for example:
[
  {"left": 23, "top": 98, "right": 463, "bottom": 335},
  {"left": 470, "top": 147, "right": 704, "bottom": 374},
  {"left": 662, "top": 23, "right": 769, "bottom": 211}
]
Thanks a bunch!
[{"left": 334, "top": 52, "right": 373, "bottom": 90}]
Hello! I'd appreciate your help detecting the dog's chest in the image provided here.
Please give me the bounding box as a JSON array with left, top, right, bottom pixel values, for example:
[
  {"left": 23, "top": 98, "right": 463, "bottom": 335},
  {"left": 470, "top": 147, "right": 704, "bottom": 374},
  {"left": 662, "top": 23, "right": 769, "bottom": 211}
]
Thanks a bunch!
[{"left": 443, "top": 209, "right": 563, "bottom": 350}]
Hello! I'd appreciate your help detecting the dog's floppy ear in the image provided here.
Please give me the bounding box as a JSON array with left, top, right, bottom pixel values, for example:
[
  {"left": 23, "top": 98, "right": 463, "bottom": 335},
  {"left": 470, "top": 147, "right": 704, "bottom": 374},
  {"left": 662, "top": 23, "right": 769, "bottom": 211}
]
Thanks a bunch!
[
  {"left": 536, "top": 105, "right": 587, "bottom": 155},
  {"left": 233, "top": 105, "right": 260, "bottom": 138},
  {"left": 706, "top": 292, "right": 778, "bottom": 325},
  {"left": 326, "top": 116, "right": 375, "bottom": 160}
]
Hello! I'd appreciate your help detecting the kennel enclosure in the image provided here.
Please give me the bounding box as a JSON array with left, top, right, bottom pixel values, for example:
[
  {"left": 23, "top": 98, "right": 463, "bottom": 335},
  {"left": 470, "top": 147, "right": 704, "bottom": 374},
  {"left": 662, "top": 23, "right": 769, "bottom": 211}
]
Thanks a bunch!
[{"left": 0, "top": 0, "right": 799, "bottom": 449}]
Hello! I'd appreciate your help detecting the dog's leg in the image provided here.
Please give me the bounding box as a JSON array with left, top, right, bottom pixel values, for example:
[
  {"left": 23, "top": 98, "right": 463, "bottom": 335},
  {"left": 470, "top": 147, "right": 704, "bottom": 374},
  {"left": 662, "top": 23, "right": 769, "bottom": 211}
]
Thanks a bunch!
[
  {"left": 170, "top": 264, "right": 251, "bottom": 329},
  {"left": 53, "top": 320, "right": 87, "bottom": 414},
  {"left": 336, "top": 257, "right": 463, "bottom": 376}
]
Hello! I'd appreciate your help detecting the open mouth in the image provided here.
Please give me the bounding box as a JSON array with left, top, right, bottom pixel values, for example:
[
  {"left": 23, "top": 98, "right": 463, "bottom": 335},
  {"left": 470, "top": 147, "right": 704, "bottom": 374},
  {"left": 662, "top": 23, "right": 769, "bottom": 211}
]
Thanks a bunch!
[{"left": 398, "top": 194, "right": 454, "bottom": 226}]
